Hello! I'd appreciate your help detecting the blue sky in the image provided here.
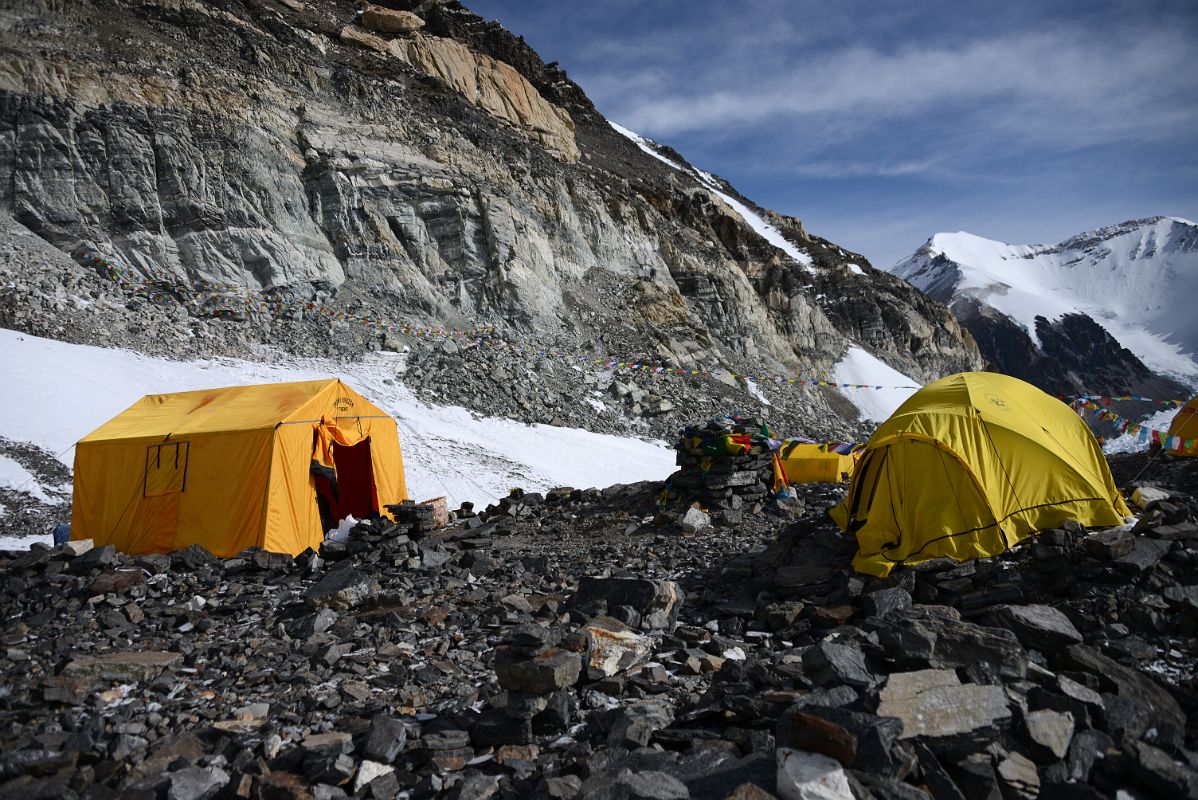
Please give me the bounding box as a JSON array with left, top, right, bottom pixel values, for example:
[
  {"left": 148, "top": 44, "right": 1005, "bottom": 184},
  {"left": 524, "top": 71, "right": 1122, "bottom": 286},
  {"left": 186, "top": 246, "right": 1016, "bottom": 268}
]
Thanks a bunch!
[{"left": 468, "top": 0, "right": 1198, "bottom": 267}]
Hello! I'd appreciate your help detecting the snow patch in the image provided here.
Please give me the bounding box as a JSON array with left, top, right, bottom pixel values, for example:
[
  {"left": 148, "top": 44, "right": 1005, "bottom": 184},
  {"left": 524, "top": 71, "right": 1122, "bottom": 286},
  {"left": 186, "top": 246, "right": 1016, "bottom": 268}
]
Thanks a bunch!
[
  {"left": 608, "top": 121, "right": 687, "bottom": 172},
  {"left": 0, "top": 455, "right": 54, "bottom": 503},
  {"left": 0, "top": 533, "right": 54, "bottom": 551},
  {"left": 743, "top": 378, "right": 771, "bottom": 406},
  {"left": 846, "top": 263, "right": 864, "bottom": 275},
  {"left": 0, "top": 329, "right": 676, "bottom": 508},
  {"left": 610, "top": 122, "right": 813, "bottom": 269},
  {"left": 832, "top": 347, "right": 920, "bottom": 422}
]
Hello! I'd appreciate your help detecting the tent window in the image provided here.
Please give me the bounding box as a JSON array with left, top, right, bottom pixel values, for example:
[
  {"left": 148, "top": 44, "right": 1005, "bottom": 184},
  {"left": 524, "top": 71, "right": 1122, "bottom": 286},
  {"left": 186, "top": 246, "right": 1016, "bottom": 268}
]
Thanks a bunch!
[{"left": 144, "top": 441, "right": 189, "bottom": 497}]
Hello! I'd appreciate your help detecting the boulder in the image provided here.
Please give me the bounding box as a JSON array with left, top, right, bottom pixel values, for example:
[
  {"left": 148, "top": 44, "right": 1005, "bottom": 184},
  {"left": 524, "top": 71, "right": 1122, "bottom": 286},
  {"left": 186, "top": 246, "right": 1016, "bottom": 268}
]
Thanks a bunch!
[
  {"left": 876, "top": 670, "right": 1010, "bottom": 755},
  {"left": 1130, "top": 485, "right": 1170, "bottom": 510},
  {"left": 607, "top": 701, "right": 675, "bottom": 748},
  {"left": 1057, "top": 644, "right": 1185, "bottom": 750},
  {"left": 679, "top": 506, "right": 711, "bottom": 533},
  {"left": 880, "top": 609, "right": 1026, "bottom": 679},
  {"left": 338, "top": 25, "right": 393, "bottom": 55},
  {"left": 1082, "top": 528, "right": 1134, "bottom": 560},
  {"left": 580, "top": 769, "right": 690, "bottom": 800},
  {"left": 168, "top": 766, "right": 230, "bottom": 800},
  {"left": 494, "top": 647, "right": 581, "bottom": 694},
  {"left": 990, "top": 604, "right": 1083, "bottom": 652},
  {"left": 804, "top": 641, "right": 875, "bottom": 689},
  {"left": 64, "top": 651, "right": 181, "bottom": 681},
  {"left": 775, "top": 749, "right": 853, "bottom": 800},
  {"left": 572, "top": 577, "right": 684, "bottom": 631},
  {"left": 360, "top": 5, "right": 424, "bottom": 34},
  {"left": 1023, "top": 709, "right": 1074, "bottom": 762},
  {"left": 776, "top": 705, "right": 904, "bottom": 776},
  {"left": 364, "top": 714, "right": 407, "bottom": 763},
  {"left": 996, "top": 752, "right": 1039, "bottom": 800},
  {"left": 579, "top": 616, "right": 655, "bottom": 679},
  {"left": 860, "top": 587, "right": 912, "bottom": 620},
  {"left": 303, "top": 566, "right": 379, "bottom": 610}
]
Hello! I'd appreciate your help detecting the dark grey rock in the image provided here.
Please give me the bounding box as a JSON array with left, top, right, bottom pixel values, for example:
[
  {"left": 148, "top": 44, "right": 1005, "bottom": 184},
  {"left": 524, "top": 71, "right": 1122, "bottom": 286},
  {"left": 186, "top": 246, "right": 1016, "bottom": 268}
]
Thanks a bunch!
[
  {"left": 880, "top": 610, "right": 1027, "bottom": 679},
  {"left": 581, "top": 768, "right": 690, "bottom": 800},
  {"left": 364, "top": 714, "right": 407, "bottom": 764},
  {"left": 167, "top": 766, "right": 230, "bottom": 800},
  {"left": 303, "top": 565, "right": 380, "bottom": 610},
  {"left": 494, "top": 647, "right": 582, "bottom": 694},
  {"left": 572, "top": 577, "right": 685, "bottom": 632},
  {"left": 1057, "top": 644, "right": 1185, "bottom": 751},
  {"left": 776, "top": 704, "right": 905, "bottom": 776},
  {"left": 607, "top": 701, "right": 675, "bottom": 749},
  {"left": 804, "top": 641, "right": 876, "bottom": 688},
  {"left": 990, "top": 604, "right": 1083, "bottom": 652},
  {"left": 861, "top": 587, "right": 913, "bottom": 620}
]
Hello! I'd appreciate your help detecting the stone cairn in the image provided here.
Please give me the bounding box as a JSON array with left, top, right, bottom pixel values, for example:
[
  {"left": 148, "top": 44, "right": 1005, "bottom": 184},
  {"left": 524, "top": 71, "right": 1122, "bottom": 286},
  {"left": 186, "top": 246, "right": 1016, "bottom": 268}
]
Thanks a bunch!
[{"left": 665, "top": 417, "right": 780, "bottom": 523}]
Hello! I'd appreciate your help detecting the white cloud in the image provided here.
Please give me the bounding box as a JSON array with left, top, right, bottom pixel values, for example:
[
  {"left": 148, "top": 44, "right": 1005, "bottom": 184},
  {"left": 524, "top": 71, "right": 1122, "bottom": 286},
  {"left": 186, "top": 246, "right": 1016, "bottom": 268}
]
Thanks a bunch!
[{"left": 594, "top": 27, "right": 1198, "bottom": 151}]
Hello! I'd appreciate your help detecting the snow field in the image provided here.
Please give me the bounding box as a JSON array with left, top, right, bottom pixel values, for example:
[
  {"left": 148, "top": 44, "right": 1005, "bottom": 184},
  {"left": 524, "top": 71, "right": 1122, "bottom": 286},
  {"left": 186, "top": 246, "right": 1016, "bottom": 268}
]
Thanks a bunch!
[{"left": 0, "top": 329, "right": 676, "bottom": 517}]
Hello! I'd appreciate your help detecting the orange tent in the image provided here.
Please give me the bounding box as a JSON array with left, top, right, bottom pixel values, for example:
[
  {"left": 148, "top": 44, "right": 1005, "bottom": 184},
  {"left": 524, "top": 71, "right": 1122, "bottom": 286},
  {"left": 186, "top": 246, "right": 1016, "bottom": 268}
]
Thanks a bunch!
[
  {"left": 71, "top": 379, "right": 406, "bottom": 557},
  {"left": 1167, "top": 395, "right": 1198, "bottom": 456}
]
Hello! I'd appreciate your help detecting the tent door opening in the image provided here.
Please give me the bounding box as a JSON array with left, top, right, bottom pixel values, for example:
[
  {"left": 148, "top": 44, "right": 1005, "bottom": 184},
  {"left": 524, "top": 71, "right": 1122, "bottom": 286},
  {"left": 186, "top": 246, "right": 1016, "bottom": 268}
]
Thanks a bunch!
[{"left": 313, "top": 437, "right": 378, "bottom": 531}]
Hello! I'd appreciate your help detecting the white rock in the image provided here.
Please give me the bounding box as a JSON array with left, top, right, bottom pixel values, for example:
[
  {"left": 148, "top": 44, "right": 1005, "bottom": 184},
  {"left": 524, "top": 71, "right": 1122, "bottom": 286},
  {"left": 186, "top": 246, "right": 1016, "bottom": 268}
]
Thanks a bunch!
[
  {"left": 353, "top": 760, "right": 394, "bottom": 793},
  {"left": 63, "top": 539, "right": 93, "bottom": 556},
  {"left": 776, "top": 748, "right": 853, "bottom": 800},
  {"left": 1131, "top": 485, "right": 1170, "bottom": 510},
  {"left": 679, "top": 506, "right": 711, "bottom": 532}
]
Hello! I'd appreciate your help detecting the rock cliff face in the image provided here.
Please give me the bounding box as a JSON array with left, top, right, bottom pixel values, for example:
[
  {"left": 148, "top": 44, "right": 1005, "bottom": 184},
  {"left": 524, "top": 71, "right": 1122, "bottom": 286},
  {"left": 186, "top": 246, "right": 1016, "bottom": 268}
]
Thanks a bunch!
[{"left": 0, "top": 0, "right": 983, "bottom": 432}]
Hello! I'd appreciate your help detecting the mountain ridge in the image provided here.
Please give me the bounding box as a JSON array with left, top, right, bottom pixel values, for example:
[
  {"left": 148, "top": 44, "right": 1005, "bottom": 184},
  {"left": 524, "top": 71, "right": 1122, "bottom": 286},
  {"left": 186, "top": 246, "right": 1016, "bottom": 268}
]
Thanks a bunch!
[{"left": 891, "top": 216, "right": 1198, "bottom": 399}]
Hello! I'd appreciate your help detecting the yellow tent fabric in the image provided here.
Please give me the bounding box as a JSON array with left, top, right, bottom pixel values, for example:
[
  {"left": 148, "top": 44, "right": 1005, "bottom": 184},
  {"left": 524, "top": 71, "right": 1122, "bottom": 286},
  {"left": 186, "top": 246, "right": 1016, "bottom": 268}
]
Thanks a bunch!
[
  {"left": 1167, "top": 395, "right": 1198, "bottom": 456},
  {"left": 829, "top": 372, "right": 1130, "bottom": 577},
  {"left": 774, "top": 442, "right": 861, "bottom": 488},
  {"left": 71, "top": 379, "right": 407, "bottom": 557}
]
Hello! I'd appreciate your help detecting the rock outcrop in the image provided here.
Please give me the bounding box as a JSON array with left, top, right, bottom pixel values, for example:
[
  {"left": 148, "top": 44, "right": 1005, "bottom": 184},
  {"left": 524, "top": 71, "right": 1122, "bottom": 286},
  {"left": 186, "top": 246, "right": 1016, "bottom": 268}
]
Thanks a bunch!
[
  {"left": 0, "top": 0, "right": 983, "bottom": 434},
  {"left": 390, "top": 32, "right": 579, "bottom": 163}
]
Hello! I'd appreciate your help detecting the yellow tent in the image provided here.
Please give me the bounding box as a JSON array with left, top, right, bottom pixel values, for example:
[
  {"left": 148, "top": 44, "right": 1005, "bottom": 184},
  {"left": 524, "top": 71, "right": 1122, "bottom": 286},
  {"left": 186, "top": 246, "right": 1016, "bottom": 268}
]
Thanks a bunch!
[
  {"left": 774, "top": 441, "right": 861, "bottom": 488},
  {"left": 829, "top": 372, "right": 1130, "bottom": 576},
  {"left": 1166, "top": 395, "right": 1198, "bottom": 456},
  {"left": 71, "top": 379, "right": 407, "bottom": 557}
]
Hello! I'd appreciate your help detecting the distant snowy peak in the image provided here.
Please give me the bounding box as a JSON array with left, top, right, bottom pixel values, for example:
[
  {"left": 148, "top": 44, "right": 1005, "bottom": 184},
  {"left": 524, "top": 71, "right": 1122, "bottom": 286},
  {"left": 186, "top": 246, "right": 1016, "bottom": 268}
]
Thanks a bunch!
[{"left": 892, "top": 217, "right": 1198, "bottom": 383}]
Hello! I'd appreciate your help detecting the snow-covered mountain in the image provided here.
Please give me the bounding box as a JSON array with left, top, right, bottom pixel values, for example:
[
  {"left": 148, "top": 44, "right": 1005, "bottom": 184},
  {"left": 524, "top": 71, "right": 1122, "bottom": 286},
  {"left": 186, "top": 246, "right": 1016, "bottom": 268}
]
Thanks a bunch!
[{"left": 892, "top": 217, "right": 1198, "bottom": 396}]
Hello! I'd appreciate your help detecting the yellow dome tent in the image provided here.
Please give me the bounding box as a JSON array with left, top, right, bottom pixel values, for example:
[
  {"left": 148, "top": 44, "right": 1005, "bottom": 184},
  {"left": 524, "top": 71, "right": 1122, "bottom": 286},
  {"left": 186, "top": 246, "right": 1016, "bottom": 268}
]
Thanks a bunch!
[
  {"left": 71, "top": 379, "right": 407, "bottom": 558},
  {"left": 773, "top": 441, "right": 862, "bottom": 488},
  {"left": 1166, "top": 395, "right": 1198, "bottom": 456},
  {"left": 829, "top": 372, "right": 1130, "bottom": 577}
]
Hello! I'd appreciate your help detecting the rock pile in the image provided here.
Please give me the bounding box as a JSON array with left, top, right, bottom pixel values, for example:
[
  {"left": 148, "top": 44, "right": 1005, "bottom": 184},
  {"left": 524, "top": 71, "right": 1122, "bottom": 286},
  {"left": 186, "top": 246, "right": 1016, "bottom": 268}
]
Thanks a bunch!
[
  {"left": 665, "top": 417, "right": 784, "bottom": 523},
  {"left": 2, "top": 465, "right": 1197, "bottom": 799}
]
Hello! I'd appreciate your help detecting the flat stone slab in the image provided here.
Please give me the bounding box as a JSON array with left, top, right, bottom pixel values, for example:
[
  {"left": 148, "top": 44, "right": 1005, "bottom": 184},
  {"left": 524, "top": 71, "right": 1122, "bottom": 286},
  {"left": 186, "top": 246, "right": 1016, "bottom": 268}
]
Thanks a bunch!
[
  {"left": 64, "top": 651, "right": 182, "bottom": 680},
  {"left": 878, "top": 669, "right": 1011, "bottom": 742}
]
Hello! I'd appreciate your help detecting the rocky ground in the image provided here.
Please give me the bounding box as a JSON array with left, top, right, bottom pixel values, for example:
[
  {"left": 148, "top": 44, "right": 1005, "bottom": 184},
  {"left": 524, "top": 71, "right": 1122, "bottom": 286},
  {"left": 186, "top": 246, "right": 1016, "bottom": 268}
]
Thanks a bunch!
[
  {"left": 3, "top": 451, "right": 1198, "bottom": 799},
  {"left": 0, "top": 436, "right": 72, "bottom": 539}
]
